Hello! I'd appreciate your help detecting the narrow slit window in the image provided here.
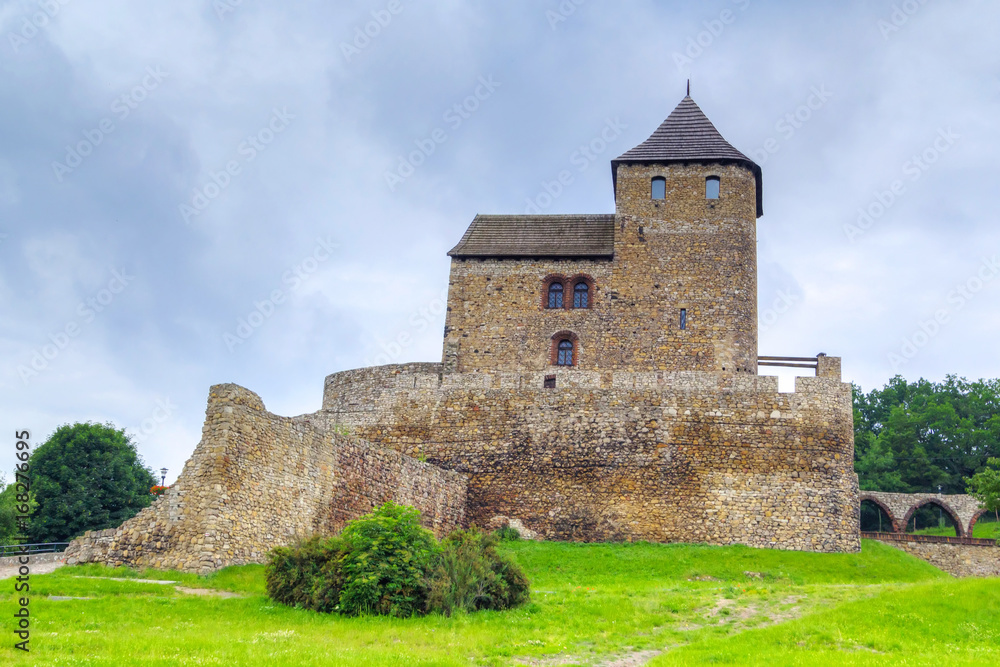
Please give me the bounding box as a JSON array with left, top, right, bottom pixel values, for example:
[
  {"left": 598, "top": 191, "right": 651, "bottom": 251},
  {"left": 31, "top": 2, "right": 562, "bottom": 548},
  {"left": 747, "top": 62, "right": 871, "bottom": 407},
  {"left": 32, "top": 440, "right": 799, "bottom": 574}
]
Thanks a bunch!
[
  {"left": 573, "top": 282, "right": 590, "bottom": 309},
  {"left": 680, "top": 308, "right": 687, "bottom": 330},
  {"left": 557, "top": 339, "right": 574, "bottom": 366},
  {"left": 651, "top": 177, "right": 666, "bottom": 200},
  {"left": 706, "top": 176, "right": 720, "bottom": 200},
  {"left": 547, "top": 282, "right": 564, "bottom": 309}
]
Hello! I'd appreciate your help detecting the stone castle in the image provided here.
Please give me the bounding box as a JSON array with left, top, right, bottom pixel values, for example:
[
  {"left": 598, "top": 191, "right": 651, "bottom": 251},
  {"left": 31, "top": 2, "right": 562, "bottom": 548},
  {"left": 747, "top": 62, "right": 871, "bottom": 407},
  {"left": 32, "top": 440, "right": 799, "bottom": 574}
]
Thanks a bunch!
[{"left": 67, "top": 93, "right": 860, "bottom": 573}]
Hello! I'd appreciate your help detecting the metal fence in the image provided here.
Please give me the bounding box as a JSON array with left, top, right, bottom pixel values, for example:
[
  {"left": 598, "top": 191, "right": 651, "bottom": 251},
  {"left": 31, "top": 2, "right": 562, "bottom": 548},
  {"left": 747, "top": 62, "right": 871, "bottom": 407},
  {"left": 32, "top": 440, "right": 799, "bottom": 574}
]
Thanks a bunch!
[
  {"left": 861, "top": 532, "right": 998, "bottom": 547},
  {"left": 0, "top": 542, "right": 71, "bottom": 557}
]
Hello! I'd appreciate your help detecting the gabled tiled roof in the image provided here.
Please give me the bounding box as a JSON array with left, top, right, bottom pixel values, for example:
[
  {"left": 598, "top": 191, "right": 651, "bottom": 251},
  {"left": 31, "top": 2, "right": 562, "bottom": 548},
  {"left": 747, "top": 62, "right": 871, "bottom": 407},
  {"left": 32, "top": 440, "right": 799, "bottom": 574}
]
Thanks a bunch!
[
  {"left": 612, "top": 96, "right": 763, "bottom": 217},
  {"left": 448, "top": 215, "right": 615, "bottom": 259}
]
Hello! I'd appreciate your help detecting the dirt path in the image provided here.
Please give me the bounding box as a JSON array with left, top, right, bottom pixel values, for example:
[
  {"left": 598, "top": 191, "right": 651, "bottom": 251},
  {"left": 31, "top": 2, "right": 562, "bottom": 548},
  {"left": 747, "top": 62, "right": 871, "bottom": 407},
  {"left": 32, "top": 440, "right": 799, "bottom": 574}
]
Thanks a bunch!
[{"left": 0, "top": 554, "right": 66, "bottom": 580}]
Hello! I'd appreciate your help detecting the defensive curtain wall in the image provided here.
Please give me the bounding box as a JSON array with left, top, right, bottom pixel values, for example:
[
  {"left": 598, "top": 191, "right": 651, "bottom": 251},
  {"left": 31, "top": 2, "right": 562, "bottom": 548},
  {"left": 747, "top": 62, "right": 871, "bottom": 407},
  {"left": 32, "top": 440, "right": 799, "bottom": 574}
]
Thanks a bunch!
[
  {"left": 65, "top": 384, "right": 468, "bottom": 574},
  {"left": 321, "top": 356, "right": 860, "bottom": 554}
]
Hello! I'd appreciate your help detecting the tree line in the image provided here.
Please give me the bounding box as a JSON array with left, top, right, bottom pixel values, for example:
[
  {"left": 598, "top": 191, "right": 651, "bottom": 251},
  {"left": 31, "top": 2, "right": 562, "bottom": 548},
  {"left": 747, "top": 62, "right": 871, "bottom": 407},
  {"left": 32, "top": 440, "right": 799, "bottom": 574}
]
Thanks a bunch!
[{"left": 854, "top": 375, "right": 1000, "bottom": 494}]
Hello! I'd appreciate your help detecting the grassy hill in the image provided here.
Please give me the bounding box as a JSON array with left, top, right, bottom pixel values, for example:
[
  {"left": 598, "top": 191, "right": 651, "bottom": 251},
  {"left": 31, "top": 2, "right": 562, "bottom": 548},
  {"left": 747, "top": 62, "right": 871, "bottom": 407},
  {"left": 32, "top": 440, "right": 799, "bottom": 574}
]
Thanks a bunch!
[
  {"left": 911, "top": 517, "right": 1000, "bottom": 539},
  {"left": 2, "top": 539, "right": 997, "bottom": 665}
]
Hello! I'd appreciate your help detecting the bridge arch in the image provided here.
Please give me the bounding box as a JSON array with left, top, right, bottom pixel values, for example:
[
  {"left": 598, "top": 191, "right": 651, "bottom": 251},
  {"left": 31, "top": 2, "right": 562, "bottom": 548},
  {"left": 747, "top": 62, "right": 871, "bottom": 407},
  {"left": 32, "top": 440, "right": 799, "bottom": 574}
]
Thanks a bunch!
[
  {"left": 858, "top": 495, "right": 900, "bottom": 533},
  {"left": 902, "top": 499, "right": 964, "bottom": 537},
  {"left": 968, "top": 508, "right": 997, "bottom": 537}
]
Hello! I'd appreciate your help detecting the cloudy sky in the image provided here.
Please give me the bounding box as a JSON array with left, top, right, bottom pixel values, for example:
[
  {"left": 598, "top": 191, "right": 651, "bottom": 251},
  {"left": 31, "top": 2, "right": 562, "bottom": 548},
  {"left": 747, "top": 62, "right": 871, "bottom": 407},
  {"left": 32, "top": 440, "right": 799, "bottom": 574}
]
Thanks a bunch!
[{"left": 1, "top": 0, "right": 997, "bottom": 482}]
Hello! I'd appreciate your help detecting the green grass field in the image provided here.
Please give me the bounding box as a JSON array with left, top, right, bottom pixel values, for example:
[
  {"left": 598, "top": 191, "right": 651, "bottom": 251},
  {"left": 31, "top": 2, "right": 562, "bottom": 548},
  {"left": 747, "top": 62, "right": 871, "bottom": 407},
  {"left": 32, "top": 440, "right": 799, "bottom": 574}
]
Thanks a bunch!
[
  {"left": 2, "top": 539, "right": 997, "bottom": 666},
  {"left": 911, "top": 517, "right": 1000, "bottom": 539}
]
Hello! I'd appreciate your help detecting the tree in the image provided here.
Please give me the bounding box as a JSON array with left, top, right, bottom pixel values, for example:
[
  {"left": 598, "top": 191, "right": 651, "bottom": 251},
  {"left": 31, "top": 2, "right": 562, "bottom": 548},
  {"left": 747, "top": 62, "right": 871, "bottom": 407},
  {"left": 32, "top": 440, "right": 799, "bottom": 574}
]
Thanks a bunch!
[
  {"left": 854, "top": 376, "right": 1000, "bottom": 493},
  {"left": 966, "top": 458, "right": 1000, "bottom": 524},
  {"left": 28, "top": 423, "right": 157, "bottom": 543}
]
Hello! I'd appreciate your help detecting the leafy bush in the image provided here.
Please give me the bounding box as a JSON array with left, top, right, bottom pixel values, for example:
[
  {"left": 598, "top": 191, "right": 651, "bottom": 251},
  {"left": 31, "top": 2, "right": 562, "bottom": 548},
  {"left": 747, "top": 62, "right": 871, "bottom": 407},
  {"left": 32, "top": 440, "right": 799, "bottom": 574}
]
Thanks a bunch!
[
  {"left": 265, "top": 504, "right": 529, "bottom": 618},
  {"left": 494, "top": 525, "right": 521, "bottom": 542},
  {"left": 427, "top": 528, "right": 530, "bottom": 616},
  {"left": 337, "top": 502, "right": 439, "bottom": 618},
  {"left": 265, "top": 536, "right": 350, "bottom": 613}
]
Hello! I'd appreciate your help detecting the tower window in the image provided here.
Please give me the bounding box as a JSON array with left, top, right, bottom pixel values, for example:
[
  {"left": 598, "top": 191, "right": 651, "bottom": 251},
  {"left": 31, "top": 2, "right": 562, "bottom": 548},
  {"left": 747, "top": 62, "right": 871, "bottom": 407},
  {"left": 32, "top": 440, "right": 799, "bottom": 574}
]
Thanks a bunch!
[
  {"left": 544, "top": 375, "right": 556, "bottom": 389},
  {"left": 680, "top": 308, "right": 687, "bottom": 330},
  {"left": 651, "top": 177, "right": 666, "bottom": 200},
  {"left": 556, "top": 339, "right": 575, "bottom": 366},
  {"left": 547, "top": 282, "right": 564, "bottom": 309},
  {"left": 573, "top": 281, "right": 590, "bottom": 309},
  {"left": 706, "top": 176, "right": 720, "bottom": 200}
]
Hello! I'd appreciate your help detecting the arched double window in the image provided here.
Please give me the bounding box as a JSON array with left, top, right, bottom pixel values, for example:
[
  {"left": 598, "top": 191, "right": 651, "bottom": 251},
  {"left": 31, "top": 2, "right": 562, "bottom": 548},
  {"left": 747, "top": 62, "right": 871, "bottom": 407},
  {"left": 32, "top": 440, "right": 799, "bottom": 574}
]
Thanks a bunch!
[
  {"left": 543, "top": 275, "right": 594, "bottom": 310},
  {"left": 573, "top": 281, "right": 590, "bottom": 309},
  {"left": 547, "top": 282, "right": 564, "bottom": 309},
  {"left": 651, "top": 176, "right": 666, "bottom": 200}
]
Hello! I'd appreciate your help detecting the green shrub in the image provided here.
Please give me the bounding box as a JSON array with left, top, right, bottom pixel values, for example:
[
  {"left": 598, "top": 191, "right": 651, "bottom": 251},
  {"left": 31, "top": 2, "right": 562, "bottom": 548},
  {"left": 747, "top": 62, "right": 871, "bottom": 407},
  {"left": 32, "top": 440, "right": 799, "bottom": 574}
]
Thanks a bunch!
[
  {"left": 337, "top": 502, "right": 439, "bottom": 617},
  {"left": 494, "top": 525, "right": 521, "bottom": 542},
  {"left": 427, "top": 528, "right": 530, "bottom": 616},
  {"left": 265, "top": 504, "right": 530, "bottom": 618},
  {"left": 264, "top": 536, "right": 349, "bottom": 613}
]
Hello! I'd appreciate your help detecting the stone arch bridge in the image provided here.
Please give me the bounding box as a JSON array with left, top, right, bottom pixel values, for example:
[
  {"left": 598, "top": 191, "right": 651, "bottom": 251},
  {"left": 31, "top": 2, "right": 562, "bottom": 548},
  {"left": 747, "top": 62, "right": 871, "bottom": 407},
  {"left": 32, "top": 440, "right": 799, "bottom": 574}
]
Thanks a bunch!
[{"left": 860, "top": 492, "right": 988, "bottom": 537}]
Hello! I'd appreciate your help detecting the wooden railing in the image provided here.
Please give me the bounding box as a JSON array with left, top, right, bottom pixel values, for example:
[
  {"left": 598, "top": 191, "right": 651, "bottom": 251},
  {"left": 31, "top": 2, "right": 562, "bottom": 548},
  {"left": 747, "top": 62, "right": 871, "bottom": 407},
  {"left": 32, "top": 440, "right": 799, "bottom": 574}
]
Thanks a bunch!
[{"left": 757, "top": 356, "right": 819, "bottom": 372}]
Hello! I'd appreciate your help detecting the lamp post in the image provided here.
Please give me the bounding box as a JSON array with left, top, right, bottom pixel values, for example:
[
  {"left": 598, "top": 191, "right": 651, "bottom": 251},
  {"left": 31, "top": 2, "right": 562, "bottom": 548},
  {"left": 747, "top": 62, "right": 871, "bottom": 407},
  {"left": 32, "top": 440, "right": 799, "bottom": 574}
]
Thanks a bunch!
[{"left": 160, "top": 468, "right": 167, "bottom": 487}]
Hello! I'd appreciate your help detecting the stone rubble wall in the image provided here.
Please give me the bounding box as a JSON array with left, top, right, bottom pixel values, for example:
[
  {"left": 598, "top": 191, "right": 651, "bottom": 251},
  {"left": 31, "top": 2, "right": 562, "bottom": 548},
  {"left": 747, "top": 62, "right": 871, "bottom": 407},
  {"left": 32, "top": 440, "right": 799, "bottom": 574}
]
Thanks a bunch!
[
  {"left": 885, "top": 541, "right": 1000, "bottom": 578},
  {"left": 322, "top": 363, "right": 860, "bottom": 553},
  {"left": 65, "top": 384, "right": 468, "bottom": 574}
]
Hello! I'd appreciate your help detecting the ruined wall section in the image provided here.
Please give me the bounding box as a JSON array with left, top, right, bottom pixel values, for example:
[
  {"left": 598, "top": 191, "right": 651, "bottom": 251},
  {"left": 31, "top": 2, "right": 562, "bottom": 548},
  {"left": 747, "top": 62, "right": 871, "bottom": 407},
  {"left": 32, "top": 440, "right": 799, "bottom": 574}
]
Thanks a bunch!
[
  {"left": 66, "top": 383, "right": 467, "bottom": 574},
  {"left": 322, "top": 364, "right": 859, "bottom": 553}
]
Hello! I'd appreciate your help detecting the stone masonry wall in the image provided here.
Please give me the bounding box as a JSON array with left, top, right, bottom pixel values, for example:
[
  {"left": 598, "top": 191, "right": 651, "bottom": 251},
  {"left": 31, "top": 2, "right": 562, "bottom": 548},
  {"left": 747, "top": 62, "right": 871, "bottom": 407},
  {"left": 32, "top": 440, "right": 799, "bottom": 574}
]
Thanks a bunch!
[
  {"left": 611, "top": 163, "right": 758, "bottom": 374},
  {"left": 885, "top": 542, "right": 1000, "bottom": 578},
  {"left": 65, "top": 384, "right": 467, "bottom": 574},
  {"left": 442, "top": 163, "right": 758, "bottom": 375},
  {"left": 322, "top": 363, "right": 860, "bottom": 553}
]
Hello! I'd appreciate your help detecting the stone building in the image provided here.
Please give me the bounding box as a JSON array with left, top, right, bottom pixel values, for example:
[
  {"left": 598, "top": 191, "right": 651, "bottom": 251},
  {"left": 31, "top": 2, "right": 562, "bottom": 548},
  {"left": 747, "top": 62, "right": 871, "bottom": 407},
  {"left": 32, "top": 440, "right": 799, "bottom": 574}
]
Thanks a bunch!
[{"left": 67, "top": 93, "right": 860, "bottom": 573}]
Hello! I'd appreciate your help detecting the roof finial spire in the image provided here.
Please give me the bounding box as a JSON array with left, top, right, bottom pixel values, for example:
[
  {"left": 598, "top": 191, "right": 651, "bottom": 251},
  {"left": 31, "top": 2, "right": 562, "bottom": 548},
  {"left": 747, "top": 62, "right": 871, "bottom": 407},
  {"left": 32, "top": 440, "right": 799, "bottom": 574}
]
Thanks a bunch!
[{"left": 687, "top": 79, "right": 690, "bottom": 97}]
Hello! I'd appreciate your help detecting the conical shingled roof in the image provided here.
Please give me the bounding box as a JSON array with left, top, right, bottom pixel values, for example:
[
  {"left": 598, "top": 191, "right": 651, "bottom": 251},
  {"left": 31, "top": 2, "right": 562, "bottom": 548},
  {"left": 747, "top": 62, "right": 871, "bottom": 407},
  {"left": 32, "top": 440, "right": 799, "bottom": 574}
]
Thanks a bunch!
[{"left": 612, "top": 96, "right": 763, "bottom": 217}]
